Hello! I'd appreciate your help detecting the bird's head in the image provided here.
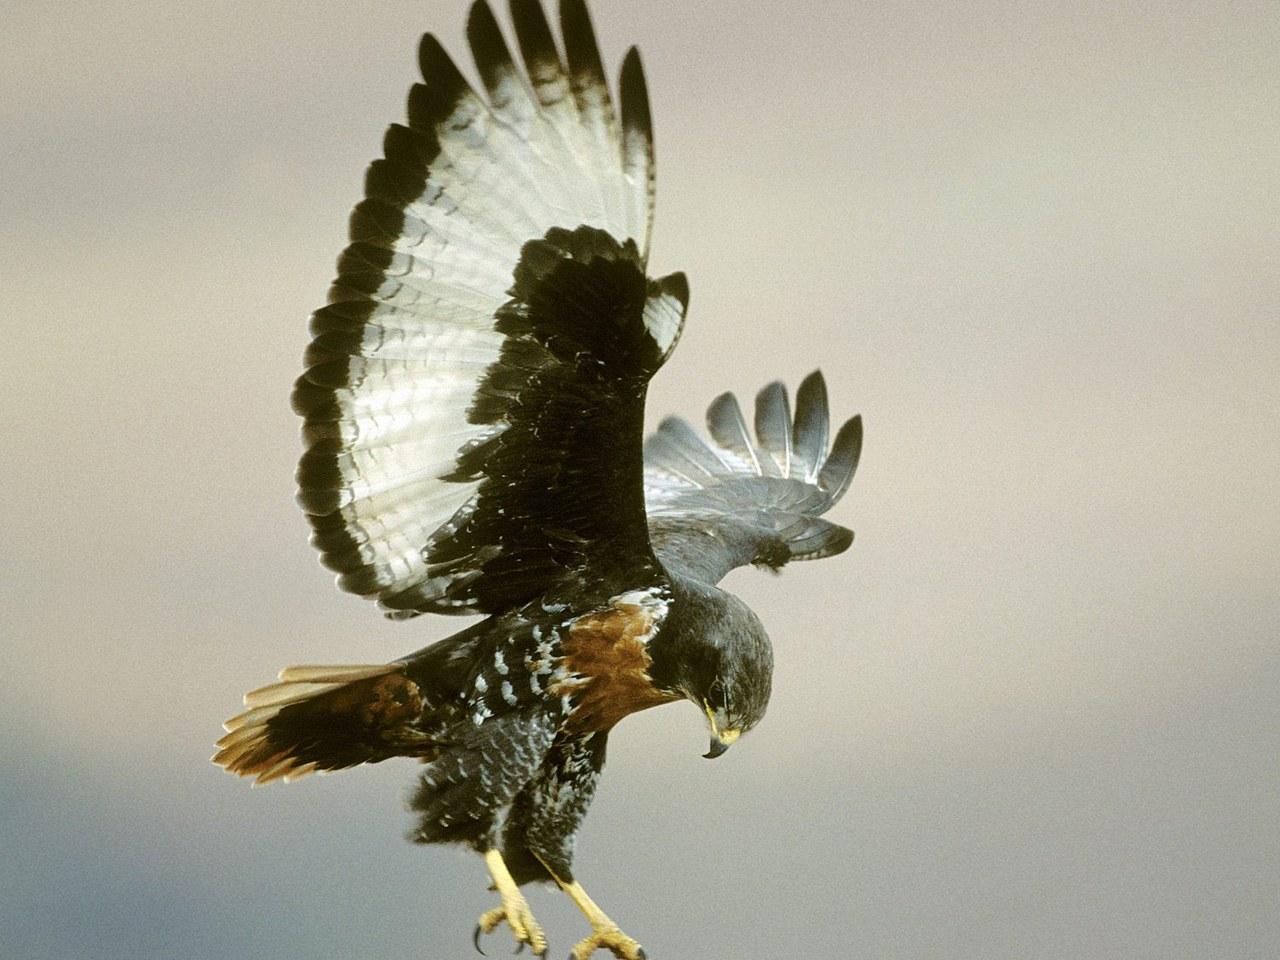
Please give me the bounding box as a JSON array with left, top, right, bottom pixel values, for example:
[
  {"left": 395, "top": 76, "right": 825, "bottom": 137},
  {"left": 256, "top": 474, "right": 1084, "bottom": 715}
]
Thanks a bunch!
[{"left": 654, "top": 578, "right": 774, "bottom": 759}]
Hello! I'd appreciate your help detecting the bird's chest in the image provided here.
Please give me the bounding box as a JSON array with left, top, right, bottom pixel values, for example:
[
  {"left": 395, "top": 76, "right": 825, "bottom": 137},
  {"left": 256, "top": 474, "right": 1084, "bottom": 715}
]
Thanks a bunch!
[{"left": 551, "top": 600, "right": 679, "bottom": 733}]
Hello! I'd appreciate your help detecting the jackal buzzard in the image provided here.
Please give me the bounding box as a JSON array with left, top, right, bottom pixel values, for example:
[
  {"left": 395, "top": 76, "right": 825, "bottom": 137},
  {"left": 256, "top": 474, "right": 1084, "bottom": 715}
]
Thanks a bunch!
[{"left": 214, "top": 3, "right": 862, "bottom": 957}]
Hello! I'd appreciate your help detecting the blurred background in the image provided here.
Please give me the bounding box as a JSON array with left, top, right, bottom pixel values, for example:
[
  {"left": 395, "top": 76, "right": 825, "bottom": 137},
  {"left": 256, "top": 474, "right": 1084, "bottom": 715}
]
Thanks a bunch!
[{"left": 2, "top": 1, "right": 1277, "bottom": 957}]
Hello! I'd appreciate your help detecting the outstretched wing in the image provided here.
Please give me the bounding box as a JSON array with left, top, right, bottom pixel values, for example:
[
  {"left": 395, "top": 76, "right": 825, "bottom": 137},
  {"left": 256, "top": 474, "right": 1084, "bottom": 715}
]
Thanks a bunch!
[
  {"left": 643, "top": 371, "right": 862, "bottom": 584},
  {"left": 293, "top": 0, "right": 687, "bottom": 618}
]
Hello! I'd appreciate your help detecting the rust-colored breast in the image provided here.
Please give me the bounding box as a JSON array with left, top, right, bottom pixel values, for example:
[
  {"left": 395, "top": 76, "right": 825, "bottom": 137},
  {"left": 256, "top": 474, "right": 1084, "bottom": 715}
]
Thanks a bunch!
[{"left": 552, "top": 600, "right": 677, "bottom": 733}]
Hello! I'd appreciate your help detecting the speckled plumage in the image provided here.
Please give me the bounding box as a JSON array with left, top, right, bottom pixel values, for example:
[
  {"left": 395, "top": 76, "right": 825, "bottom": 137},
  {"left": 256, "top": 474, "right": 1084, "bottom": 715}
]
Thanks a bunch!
[{"left": 215, "top": 2, "right": 862, "bottom": 956}]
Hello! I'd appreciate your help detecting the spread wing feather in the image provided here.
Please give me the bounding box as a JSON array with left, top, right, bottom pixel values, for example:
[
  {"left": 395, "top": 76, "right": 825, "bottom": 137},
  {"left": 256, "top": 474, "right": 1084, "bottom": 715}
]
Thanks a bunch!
[
  {"left": 644, "top": 371, "right": 862, "bottom": 585},
  {"left": 294, "top": 0, "right": 677, "bottom": 618}
]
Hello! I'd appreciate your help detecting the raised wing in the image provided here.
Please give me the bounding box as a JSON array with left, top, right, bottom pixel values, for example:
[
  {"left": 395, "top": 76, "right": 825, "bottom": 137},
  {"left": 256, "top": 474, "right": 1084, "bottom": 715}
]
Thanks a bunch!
[
  {"left": 643, "top": 371, "right": 862, "bottom": 584},
  {"left": 293, "top": 0, "right": 687, "bottom": 618}
]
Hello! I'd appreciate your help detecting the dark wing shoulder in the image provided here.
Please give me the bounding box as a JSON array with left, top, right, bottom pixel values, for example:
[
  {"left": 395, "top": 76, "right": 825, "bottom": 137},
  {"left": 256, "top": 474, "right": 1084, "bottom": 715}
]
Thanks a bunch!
[
  {"left": 644, "top": 371, "right": 862, "bottom": 584},
  {"left": 292, "top": 1, "right": 687, "bottom": 618}
]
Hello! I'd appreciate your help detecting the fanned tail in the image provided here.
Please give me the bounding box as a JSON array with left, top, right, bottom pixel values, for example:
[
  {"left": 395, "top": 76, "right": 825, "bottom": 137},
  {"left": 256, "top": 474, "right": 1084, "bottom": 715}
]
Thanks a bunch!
[{"left": 212, "top": 663, "right": 431, "bottom": 786}]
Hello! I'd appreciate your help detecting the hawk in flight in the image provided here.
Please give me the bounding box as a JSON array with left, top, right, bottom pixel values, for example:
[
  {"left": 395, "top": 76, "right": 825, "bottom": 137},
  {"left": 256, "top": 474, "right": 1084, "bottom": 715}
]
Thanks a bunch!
[{"left": 214, "top": 2, "right": 862, "bottom": 957}]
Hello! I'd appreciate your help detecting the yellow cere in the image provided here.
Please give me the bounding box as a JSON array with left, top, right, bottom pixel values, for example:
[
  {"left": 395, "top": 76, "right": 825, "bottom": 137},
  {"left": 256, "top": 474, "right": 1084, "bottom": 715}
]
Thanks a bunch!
[{"left": 703, "top": 700, "right": 742, "bottom": 746}]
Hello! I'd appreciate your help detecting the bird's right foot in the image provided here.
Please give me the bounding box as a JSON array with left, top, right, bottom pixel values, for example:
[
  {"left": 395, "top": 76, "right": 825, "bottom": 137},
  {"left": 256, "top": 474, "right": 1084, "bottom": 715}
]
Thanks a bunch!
[{"left": 473, "top": 896, "right": 547, "bottom": 956}]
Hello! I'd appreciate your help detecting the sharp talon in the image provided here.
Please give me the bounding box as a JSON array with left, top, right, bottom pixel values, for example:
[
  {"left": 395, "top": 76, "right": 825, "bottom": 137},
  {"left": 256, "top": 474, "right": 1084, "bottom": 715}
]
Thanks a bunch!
[
  {"left": 476, "top": 855, "right": 546, "bottom": 959},
  {"left": 473, "top": 924, "right": 487, "bottom": 956}
]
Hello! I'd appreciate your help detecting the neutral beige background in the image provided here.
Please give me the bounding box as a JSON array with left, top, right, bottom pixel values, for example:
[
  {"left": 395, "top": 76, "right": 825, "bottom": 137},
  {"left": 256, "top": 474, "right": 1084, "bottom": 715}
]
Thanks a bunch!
[{"left": 2, "top": 1, "right": 1277, "bottom": 958}]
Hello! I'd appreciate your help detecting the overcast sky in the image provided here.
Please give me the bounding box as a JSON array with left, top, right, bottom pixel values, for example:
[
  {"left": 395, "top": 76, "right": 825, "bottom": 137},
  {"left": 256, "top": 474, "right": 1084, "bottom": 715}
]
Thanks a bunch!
[{"left": 2, "top": 1, "right": 1277, "bottom": 958}]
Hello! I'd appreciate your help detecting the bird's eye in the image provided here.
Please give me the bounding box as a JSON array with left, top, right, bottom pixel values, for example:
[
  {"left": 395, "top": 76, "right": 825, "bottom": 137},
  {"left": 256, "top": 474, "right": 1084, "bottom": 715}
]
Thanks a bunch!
[{"left": 707, "top": 678, "right": 726, "bottom": 710}]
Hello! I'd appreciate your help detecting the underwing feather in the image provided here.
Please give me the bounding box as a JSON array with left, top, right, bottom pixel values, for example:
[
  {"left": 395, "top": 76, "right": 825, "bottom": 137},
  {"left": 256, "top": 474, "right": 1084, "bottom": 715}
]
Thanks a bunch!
[{"left": 645, "top": 371, "right": 861, "bottom": 584}]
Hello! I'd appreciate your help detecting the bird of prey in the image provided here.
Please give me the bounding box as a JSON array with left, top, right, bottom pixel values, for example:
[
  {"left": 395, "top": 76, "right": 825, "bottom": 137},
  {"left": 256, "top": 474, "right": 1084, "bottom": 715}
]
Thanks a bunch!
[{"left": 213, "top": 2, "right": 862, "bottom": 957}]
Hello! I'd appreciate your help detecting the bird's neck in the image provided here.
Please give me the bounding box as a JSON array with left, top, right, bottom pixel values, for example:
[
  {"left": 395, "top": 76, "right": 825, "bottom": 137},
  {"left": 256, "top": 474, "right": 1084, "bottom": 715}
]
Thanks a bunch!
[{"left": 643, "top": 573, "right": 727, "bottom": 696}]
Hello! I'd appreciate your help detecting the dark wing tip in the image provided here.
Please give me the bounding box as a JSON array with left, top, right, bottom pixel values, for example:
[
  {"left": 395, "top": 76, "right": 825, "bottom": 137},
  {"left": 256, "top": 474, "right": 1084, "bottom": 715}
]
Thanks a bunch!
[
  {"left": 818, "top": 414, "right": 863, "bottom": 502},
  {"left": 753, "top": 381, "right": 792, "bottom": 476},
  {"left": 559, "top": 0, "right": 590, "bottom": 22},
  {"left": 560, "top": 0, "right": 606, "bottom": 83},
  {"left": 797, "top": 368, "right": 827, "bottom": 400},
  {"left": 510, "top": 0, "right": 562, "bottom": 72},
  {"left": 753, "top": 380, "right": 790, "bottom": 425},
  {"left": 706, "top": 390, "right": 764, "bottom": 471},
  {"left": 799, "top": 522, "right": 854, "bottom": 560},
  {"left": 619, "top": 46, "right": 651, "bottom": 133},
  {"left": 467, "top": 0, "right": 514, "bottom": 93},
  {"left": 814, "top": 524, "right": 856, "bottom": 561},
  {"left": 621, "top": 44, "right": 644, "bottom": 76},
  {"left": 791, "top": 369, "right": 831, "bottom": 476},
  {"left": 783, "top": 517, "right": 855, "bottom": 564},
  {"left": 417, "top": 33, "right": 469, "bottom": 92},
  {"left": 706, "top": 390, "right": 742, "bottom": 432},
  {"left": 658, "top": 271, "right": 689, "bottom": 308},
  {"left": 794, "top": 371, "right": 830, "bottom": 435},
  {"left": 412, "top": 35, "right": 473, "bottom": 129},
  {"left": 755, "top": 379, "right": 787, "bottom": 402},
  {"left": 830, "top": 524, "right": 855, "bottom": 555}
]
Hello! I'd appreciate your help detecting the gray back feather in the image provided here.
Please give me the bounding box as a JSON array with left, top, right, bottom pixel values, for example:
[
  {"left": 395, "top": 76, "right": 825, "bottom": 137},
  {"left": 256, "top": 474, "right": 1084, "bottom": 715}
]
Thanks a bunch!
[{"left": 643, "top": 371, "right": 861, "bottom": 584}]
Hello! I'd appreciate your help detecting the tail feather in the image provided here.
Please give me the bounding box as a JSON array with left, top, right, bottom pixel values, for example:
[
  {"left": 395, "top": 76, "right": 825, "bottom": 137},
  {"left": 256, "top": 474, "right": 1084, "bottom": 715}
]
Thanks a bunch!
[
  {"left": 212, "top": 662, "right": 432, "bottom": 786},
  {"left": 236, "top": 663, "right": 403, "bottom": 713}
]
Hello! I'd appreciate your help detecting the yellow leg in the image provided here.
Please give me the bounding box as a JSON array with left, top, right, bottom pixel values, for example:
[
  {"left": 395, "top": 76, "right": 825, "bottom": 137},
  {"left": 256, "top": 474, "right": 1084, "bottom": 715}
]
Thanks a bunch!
[
  {"left": 536, "top": 857, "right": 646, "bottom": 960},
  {"left": 474, "top": 849, "right": 548, "bottom": 957}
]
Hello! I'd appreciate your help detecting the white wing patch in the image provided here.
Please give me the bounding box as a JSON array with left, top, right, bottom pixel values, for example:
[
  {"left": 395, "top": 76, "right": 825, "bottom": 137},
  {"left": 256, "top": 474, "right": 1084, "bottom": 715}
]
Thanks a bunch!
[{"left": 295, "top": 2, "right": 657, "bottom": 614}]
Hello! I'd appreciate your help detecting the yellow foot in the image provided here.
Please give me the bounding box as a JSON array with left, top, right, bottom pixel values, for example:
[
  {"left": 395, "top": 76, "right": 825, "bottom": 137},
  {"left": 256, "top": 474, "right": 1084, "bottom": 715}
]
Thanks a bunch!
[
  {"left": 475, "top": 850, "right": 548, "bottom": 957},
  {"left": 473, "top": 898, "right": 547, "bottom": 956},
  {"left": 568, "top": 925, "right": 646, "bottom": 960}
]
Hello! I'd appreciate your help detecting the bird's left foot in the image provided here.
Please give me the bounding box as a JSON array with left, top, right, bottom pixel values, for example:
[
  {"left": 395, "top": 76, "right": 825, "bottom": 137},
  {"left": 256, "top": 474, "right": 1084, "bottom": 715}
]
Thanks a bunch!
[
  {"left": 541, "top": 872, "right": 646, "bottom": 960},
  {"left": 568, "top": 924, "right": 646, "bottom": 960}
]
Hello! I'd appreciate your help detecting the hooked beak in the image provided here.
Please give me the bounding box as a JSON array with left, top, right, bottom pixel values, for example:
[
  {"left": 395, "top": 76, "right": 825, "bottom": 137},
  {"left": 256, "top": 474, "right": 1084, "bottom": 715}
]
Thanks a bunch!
[
  {"left": 703, "top": 733, "right": 738, "bottom": 759},
  {"left": 702, "top": 700, "right": 742, "bottom": 759}
]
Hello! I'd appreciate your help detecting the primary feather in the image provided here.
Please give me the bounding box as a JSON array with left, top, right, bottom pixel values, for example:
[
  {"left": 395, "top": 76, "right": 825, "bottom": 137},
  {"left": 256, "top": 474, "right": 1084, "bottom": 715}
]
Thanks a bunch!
[
  {"left": 644, "top": 371, "right": 862, "bottom": 584},
  {"left": 292, "top": 0, "right": 666, "bottom": 619}
]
